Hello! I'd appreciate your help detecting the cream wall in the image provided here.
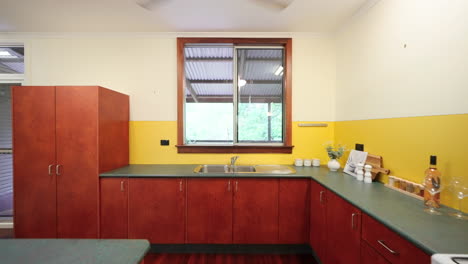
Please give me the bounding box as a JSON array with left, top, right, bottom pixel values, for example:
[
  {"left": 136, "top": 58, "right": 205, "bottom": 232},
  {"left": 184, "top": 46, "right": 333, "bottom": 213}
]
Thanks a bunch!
[
  {"left": 0, "top": 33, "right": 336, "bottom": 122},
  {"left": 335, "top": 0, "right": 468, "bottom": 121}
]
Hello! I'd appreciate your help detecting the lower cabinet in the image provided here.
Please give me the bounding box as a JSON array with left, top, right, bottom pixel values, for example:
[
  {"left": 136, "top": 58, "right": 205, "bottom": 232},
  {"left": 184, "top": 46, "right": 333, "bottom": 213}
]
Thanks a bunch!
[
  {"left": 233, "top": 178, "right": 279, "bottom": 244},
  {"left": 186, "top": 178, "right": 233, "bottom": 244},
  {"left": 128, "top": 178, "right": 186, "bottom": 244},
  {"left": 361, "top": 213, "right": 430, "bottom": 264},
  {"left": 100, "top": 178, "right": 128, "bottom": 238},
  {"left": 326, "top": 191, "right": 362, "bottom": 264},
  {"left": 309, "top": 181, "right": 327, "bottom": 261},
  {"left": 361, "top": 241, "right": 391, "bottom": 264},
  {"left": 279, "top": 179, "right": 310, "bottom": 244}
]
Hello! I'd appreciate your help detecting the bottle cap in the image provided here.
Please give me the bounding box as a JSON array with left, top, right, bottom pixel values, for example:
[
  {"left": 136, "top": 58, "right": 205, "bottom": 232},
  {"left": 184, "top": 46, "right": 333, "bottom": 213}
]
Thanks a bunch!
[{"left": 430, "top": 155, "right": 437, "bottom": 165}]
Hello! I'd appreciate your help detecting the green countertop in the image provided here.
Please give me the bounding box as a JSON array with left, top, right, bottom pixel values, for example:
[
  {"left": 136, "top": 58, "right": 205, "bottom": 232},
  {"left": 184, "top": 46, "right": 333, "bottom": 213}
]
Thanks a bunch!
[
  {"left": 0, "top": 239, "right": 150, "bottom": 264},
  {"left": 100, "top": 164, "right": 468, "bottom": 255}
]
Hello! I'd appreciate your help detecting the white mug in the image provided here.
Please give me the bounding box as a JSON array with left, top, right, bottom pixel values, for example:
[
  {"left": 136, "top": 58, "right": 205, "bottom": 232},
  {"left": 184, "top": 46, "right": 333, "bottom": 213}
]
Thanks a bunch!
[
  {"left": 304, "top": 159, "right": 312, "bottom": 167},
  {"left": 294, "top": 159, "right": 303, "bottom": 166},
  {"left": 312, "top": 159, "right": 320, "bottom": 167}
]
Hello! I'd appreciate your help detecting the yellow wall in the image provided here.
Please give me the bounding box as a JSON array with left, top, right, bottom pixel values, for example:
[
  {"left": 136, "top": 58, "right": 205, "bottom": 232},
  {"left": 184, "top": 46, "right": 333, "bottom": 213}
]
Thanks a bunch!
[
  {"left": 130, "top": 121, "right": 334, "bottom": 165},
  {"left": 335, "top": 114, "right": 468, "bottom": 212}
]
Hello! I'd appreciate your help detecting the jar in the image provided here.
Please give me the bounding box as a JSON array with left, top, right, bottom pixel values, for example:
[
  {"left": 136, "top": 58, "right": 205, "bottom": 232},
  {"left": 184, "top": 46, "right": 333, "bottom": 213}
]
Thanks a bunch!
[
  {"left": 388, "top": 176, "right": 395, "bottom": 187},
  {"left": 294, "top": 159, "right": 303, "bottom": 166}
]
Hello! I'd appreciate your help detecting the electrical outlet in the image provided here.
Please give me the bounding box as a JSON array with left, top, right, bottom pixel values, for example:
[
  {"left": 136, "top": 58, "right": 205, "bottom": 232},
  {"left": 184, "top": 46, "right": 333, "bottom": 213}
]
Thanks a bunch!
[
  {"left": 160, "top": 140, "right": 170, "bottom": 146},
  {"left": 355, "top": 144, "right": 364, "bottom": 151}
]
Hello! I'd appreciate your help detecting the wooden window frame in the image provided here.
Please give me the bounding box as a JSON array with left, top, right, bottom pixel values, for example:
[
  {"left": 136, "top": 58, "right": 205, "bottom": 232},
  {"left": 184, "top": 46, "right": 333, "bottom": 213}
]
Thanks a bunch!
[{"left": 176, "top": 38, "right": 293, "bottom": 154}]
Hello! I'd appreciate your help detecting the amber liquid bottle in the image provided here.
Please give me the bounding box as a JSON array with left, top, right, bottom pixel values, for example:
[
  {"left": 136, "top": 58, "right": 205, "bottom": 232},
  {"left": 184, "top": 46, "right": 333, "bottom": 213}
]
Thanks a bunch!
[{"left": 423, "top": 155, "right": 441, "bottom": 208}]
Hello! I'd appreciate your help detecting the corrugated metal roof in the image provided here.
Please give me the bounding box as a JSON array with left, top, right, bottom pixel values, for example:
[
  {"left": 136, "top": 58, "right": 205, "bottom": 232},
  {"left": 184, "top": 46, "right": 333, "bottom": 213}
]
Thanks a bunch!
[
  {"left": 191, "top": 83, "right": 233, "bottom": 96},
  {"left": 240, "top": 84, "right": 282, "bottom": 97},
  {"left": 185, "top": 61, "right": 233, "bottom": 80},
  {"left": 185, "top": 47, "right": 233, "bottom": 59},
  {"left": 0, "top": 47, "right": 24, "bottom": 74},
  {"left": 242, "top": 61, "right": 282, "bottom": 81},
  {"left": 244, "top": 49, "right": 282, "bottom": 59},
  {"left": 184, "top": 47, "right": 284, "bottom": 100}
]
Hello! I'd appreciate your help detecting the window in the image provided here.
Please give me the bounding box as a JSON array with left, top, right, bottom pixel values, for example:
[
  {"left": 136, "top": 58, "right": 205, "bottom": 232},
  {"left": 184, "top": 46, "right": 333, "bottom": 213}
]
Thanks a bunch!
[
  {"left": 0, "top": 46, "right": 24, "bottom": 75},
  {"left": 177, "top": 38, "right": 292, "bottom": 153},
  {"left": 0, "top": 44, "right": 24, "bottom": 219}
]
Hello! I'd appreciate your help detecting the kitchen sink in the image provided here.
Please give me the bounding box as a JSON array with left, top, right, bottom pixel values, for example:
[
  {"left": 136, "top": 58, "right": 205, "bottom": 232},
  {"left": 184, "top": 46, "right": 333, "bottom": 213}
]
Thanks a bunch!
[{"left": 193, "top": 164, "right": 296, "bottom": 174}]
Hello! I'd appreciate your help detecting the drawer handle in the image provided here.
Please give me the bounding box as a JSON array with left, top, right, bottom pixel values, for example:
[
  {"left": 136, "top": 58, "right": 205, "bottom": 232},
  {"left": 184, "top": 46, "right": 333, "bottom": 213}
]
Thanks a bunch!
[
  {"left": 227, "top": 180, "right": 231, "bottom": 192},
  {"left": 319, "top": 191, "right": 325, "bottom": 204},
  {"left": 351, "top": 213, "right": 358, "bottom": 229},
  {"left": 377, "top": 240, "right": 398, "bottom": 255}
]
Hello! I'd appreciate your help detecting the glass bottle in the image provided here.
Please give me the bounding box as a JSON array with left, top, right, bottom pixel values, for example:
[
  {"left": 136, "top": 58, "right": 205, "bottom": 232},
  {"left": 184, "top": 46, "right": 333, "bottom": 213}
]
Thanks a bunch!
[{"left": 423, "top": 155, "right": 442, "bottom": 214}]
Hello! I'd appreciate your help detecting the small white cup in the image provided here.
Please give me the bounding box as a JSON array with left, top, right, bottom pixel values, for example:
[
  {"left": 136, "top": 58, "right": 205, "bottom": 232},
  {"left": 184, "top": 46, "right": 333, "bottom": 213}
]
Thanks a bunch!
[
  {"left": 294, "top": 159, "right": 303, "bottom": 166},
  {"left": 312, "top": 159, "right": 320, "bottom": 167},
  {"left": 304, "top": 159, "right": 312, "bottom": 167}
]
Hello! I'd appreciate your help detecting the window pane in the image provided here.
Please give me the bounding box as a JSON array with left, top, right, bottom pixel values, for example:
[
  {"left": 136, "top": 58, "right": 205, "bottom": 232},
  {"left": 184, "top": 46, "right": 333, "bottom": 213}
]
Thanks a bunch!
[
  {"left": 237, "top": 48, "right": 284, "bottom": 143},
  {"left": 185, "top": 103, "right": 233, "bottom": 143},
  {"left": 184, "top": 45, "right": 234, "bottom": 144},
  {"left": 0, "top": 47, "right": 24, "bottom": 74}
]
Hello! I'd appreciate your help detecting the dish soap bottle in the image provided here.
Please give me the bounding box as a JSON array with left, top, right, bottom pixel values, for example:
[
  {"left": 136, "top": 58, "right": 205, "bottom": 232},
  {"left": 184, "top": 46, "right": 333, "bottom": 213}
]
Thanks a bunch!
[{"left": 423, "top": 155, "right": 442, "bottom": 212}]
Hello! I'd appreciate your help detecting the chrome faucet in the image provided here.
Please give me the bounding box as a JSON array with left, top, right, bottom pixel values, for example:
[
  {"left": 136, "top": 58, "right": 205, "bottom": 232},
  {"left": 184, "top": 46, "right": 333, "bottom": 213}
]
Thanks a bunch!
[{"left": 230, "top": 156, "right": 240, "bottom": 167}]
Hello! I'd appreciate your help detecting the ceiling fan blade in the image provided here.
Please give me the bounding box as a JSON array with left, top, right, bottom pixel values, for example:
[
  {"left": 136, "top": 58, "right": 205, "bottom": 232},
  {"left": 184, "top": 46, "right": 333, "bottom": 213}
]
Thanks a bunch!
[
  {"left": 136, "top": 0, "right": 168, "bottom": 10},
  {"left": 250, "top": 0, "right": 293, "bottom": 11}
]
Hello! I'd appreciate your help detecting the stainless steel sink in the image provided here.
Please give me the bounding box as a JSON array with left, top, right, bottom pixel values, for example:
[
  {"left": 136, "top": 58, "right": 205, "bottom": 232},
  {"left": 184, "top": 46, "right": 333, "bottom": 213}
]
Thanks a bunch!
[{"left": 193, "top": 164, "right": 296, "bottom": 174}]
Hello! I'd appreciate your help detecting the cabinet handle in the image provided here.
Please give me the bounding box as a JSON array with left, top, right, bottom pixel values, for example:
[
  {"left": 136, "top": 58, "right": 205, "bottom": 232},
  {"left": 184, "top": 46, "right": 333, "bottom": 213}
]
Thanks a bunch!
[
  {"left": 56, "top": 164, "right": 62, "bottom": 176},
  {"left": 319, "top": 191, "right": 325, "bottom": 204},
  {"left": 351, "top": 213, "right": 358, "bottom": 230},
  {"left": 235, "top": 181, "right": 238, "bottom": 192},
  {"left": 120, "top": 181, "right": 124, "bottom": 192},
  {"left": 377, "top": 240, "right": 398, "bottom": 255},
  {"left": 227, "top": 180, "right": 231, "bottom": 192},
  {"left": 179, "top": 180, "right": 183, "bottom": 192},
  {"left": 48, "top": 164, "right": 54, "bottom": 175}
]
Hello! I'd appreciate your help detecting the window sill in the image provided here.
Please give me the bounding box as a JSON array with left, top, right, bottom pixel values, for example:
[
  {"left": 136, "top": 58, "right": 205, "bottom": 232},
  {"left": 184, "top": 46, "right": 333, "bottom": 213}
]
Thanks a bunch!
[{"left": 176, "top": 145, "right": 294, "bottom": 154}]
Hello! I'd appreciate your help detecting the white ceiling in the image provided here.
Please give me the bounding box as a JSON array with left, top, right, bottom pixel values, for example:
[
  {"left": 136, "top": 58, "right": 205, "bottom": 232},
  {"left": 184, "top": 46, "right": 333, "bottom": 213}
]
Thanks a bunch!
[{"left": 0, "top": 0, "right": 370, "bottom": 33}]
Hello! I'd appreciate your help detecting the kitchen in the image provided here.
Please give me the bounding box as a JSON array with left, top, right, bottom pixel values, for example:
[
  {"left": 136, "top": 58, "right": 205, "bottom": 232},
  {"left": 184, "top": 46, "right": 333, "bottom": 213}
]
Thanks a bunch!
[{"left": 0, "top": 0, "right": 468, "bottom": 263}]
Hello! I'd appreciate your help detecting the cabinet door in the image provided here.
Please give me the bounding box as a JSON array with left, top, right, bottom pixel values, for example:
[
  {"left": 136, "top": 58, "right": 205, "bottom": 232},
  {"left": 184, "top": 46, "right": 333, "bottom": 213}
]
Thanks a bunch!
[
  {"left": 326, "top": 191, "right": 361, "bottom": 264},
  {"left": 100, "top": 178, "right": 128, "bottom": 239},
  {"left": 56, "top": 86, "right": 99, "bottom": 238},
  {"left": 186, "top": 179, "right": 232, "bottom": 244},
  {"left": 128, "top": 178, "right": 186, "bottom": 244},
  {"left": 233, "top": 178, "right": 279, "bottom": 244},
  {"left": 309, "top": 181, "right": 327, "bottom": 262},
  {"left": 362, "top": 213, "right": 431, "bottom": 264},
  {"left": 13, "top": 86, "right": 57, "bottom": 238},
  {"left": 279, "top": 179, "right": 309, "bottom": 244},
  {"left": 361, "top": 241, "right": 390, "bottom": 264}
]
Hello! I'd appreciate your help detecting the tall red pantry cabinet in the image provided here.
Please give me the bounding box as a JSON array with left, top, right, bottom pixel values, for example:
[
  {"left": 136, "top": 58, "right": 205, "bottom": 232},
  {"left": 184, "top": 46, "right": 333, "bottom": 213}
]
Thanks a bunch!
[{"left": 13, "top": 86, "right": 129, "bottom": 238}]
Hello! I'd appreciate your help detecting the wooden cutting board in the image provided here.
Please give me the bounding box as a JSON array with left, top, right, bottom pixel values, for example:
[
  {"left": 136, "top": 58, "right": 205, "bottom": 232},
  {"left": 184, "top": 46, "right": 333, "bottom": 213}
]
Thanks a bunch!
[{"left": 365, "top": 154, "right": 390, "bottom": 180}]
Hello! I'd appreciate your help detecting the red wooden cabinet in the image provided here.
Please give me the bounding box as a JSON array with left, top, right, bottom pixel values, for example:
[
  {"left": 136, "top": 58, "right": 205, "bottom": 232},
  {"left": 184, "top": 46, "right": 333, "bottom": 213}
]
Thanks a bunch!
[
  {"left": 128, "top": 178, "right": 186, "bottom": 244},
  {"left": 233, "top": 178, "right": 279, "bottom": 244},
  {"left": 13, "top": 86, "right": 57, "bottom": 238},
  {"left": 361, "top": 241, "right": 391, "bottom": 264},
  {"left": 309, "top": 181, "right": 327, "bottom": 262},
  {"left": 326, "top": 191, "right": 361, "bottom": 264},
  {"left": 186, "top": 178, "right": 233, "bottom": 244},
  {"left": 56, "top": 86, "right": 99, "bottom": 238},
  {"left": 279, "top": 179, "right": 310, "bottom": 244},
  {"left": 362, "top": 213, "right": 430, "bottom": 264},
  {"left": 100, "top": 178, "right": 128, "bottom": 239},
  {"left": 13, "top": 86, "right": 129, "bottom": 238}
]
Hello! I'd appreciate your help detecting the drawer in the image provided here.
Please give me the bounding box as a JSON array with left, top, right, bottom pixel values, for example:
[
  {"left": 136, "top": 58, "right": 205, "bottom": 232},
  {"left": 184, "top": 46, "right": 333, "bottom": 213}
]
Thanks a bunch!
[{"left": 362, "top": 214, "right": 430, "bottom": 264}]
